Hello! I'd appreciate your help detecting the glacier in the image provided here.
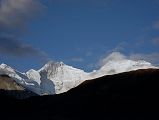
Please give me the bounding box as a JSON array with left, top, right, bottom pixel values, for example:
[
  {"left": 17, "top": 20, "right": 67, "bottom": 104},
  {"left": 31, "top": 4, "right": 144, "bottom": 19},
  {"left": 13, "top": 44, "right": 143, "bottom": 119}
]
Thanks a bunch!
[{"left": 0, "top": 52, "right": 158, "bottom": 95}]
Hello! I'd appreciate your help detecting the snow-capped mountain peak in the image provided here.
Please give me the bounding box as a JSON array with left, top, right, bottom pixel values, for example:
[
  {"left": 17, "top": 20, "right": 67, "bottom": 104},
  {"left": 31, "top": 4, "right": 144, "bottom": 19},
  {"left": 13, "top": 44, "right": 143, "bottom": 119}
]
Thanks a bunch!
[
  {"left": 0, "top": 63, "right": 42, "bottom": 95},
  {"left": 38, "top": 61, "right": 89, "bottom": 94},
  {"left": 0, "top": 63, "right": 24, "bottom": 81},
  {"left": 39, "top": 61, "right": 64, "bottom": 72},
  {"left": 0, "top": 63, "right": 15, "bottom": 73},
  {"left": 90, "top": 52, "right": 157, "bottom": 78},
  {"left": 0, "top": 53, "right": 158, "bottom": 95}
]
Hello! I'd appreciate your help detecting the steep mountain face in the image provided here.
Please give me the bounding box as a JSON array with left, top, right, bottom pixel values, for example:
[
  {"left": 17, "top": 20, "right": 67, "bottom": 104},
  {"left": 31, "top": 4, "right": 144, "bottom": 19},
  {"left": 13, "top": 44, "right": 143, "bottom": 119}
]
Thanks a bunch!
[
  {"left": 0, "top": 75, "right": 24, "bottom": 90},
  {"left": 0, "top": 69, "right": 159, "bottom": 120},
  {"left": 0, "top": 75, "right": 37, "bottom": 99},
  {"left": 0, "top": 52, "right": 158, "bottom": 95},
  {"left": 0, "top": 61, "right": 89, "bottom": 95},
  {"left": 38, "top": 61, "right": 89, "bottom": 94},
  {"left": 26, "top": 61, "right": 89, "bottom": 94}
]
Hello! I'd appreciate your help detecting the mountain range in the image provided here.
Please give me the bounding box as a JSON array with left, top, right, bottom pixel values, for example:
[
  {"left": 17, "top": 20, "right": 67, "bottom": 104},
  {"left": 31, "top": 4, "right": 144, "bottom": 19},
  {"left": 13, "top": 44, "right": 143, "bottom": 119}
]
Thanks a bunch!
[
  {"left": 0, "top": 52, "right": 158, "bottom": 96},
  {"left": 0, "top": 52, "right": 159, "bottom": 119}
]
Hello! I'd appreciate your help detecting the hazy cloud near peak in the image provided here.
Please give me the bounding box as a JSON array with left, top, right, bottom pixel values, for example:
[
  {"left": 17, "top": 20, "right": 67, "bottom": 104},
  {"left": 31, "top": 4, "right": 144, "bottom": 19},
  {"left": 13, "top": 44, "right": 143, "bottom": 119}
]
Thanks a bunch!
[
  {"left": 0, "top": 0, "right": 43, "bottom": 30},
  {"left": 129, "top": 53, "right": 159, "bottom": 65},
  {"left": 98, "top": 52, "right": 159, "bottom": 68},
  {"left": 98, "top": 52, "right": 127, "bottom": 67}
]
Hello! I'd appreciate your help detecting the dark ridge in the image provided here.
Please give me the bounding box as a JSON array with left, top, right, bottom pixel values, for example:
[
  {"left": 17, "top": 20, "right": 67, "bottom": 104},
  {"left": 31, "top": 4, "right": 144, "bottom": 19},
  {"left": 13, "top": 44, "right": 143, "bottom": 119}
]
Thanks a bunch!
[
  {"left": 0, "top": 89, "right": 37, "bottom": 99},
  {"left": 0, "top": 68, "right": 159, "bottom": 120},
  {"left": 0, "top": 74, "right": 10, "bottom": 78},
  {"left": 67, "top": 68, "right": 159, "bottom": 96}
]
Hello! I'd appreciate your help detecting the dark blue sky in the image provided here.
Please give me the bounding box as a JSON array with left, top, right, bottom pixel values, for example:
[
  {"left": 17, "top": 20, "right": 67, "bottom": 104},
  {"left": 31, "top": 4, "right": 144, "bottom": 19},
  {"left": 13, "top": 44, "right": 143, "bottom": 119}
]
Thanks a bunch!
[{"left": 0, "top": 0, "right": 159, "bottom": 72}]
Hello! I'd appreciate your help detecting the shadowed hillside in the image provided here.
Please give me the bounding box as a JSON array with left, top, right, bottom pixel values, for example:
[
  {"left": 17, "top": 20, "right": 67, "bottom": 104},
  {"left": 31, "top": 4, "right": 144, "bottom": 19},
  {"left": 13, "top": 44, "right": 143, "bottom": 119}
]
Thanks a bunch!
[
  {"left": 0, "top": 75, "right": 24, "bottom": 90},
  {"left": 0, "top": 69, "right": 159, "bottom": 120},
  {"left": 0, "top": 75, "right": 37, "bottom": 99}
]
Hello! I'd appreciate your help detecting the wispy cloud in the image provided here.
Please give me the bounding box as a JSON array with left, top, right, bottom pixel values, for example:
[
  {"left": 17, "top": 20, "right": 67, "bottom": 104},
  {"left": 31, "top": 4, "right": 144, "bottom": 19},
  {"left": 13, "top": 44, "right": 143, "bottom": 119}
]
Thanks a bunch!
[
  {"left": 0, "top": 0, "right": 43, "bottom": 31},
  {"left": 104, "top": 42, "right": 127, "bottom": 54},
  {"left": 98, "top": 52, "right": 127, "bottom": 67},
  {"left": 152, "top": 37, "right": 159, "bottom": 45},
  {"left": 137, "top": 19, "right": 159, "bottom": 46},
  {"left": 111, "top": 42, "right": 126, "bottom": 52},
  {"left": 129, "top": 53, "right": 159, "bottom": 65},
  {"left": 86, "top": 51, "right": 93, "bottom": 57},
  {"left": 69, "top": 57, "right": 84, "bottom": 62},
  {"left": 0, "top": 36, "right": 47, "bottom": 58},
  {"left": 0, "top": 0, "right": 46, "bottom": 59},
  {"left": 49, "top": 0, "right": 111, "bottom": 7},
  {"left": 153, "top": 20, "right": 159, "bottom": 30}
]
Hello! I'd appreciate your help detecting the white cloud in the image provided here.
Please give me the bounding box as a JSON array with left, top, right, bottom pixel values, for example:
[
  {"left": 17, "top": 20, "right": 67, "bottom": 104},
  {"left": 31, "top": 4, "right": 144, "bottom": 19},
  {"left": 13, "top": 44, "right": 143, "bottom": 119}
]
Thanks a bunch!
[
  {"left": 0, "top": 0, "right": 46, "bottom": 59},
  {"left": 0, "top": 0, "right": 43, "bottom": 30},
  {"left": 98, "top": 52, "right": 127, "bottom": 67}
]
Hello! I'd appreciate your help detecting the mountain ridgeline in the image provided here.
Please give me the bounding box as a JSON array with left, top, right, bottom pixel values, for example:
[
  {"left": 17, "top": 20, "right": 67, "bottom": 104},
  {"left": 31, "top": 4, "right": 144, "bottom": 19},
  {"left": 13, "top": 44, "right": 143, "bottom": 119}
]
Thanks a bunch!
[
  {"left": 0, "top": 52, "right": 157, "bottom": 95},
  {"left": 0, "top": 69, "right": 159, "bottom": 120}
]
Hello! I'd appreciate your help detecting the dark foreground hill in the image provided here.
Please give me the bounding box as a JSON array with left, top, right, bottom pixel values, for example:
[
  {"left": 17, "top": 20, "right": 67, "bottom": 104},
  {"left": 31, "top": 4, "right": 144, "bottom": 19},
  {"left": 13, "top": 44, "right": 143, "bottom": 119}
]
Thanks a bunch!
[{"left": 0, "top": 69, "right": 159, "bottom": 120}]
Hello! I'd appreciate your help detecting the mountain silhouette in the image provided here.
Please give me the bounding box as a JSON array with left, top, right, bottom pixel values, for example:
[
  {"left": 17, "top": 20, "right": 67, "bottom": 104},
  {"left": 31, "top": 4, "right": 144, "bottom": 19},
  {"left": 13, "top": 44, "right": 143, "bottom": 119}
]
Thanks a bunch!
[{"left": 0, "top": 68, "right": 159, "bottom": 120}]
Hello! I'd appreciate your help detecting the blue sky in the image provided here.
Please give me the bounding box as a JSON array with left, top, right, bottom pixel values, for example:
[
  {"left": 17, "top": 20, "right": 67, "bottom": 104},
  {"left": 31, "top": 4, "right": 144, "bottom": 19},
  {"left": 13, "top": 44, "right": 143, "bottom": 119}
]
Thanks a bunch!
[{"left": 0, "top": 0, "right": 159, "bottom": 72}]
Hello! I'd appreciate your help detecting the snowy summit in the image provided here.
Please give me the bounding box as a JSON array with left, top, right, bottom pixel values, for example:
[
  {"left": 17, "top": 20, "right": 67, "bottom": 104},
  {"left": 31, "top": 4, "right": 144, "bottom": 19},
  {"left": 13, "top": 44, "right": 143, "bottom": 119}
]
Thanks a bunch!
[{"left": 0, "top": 52, "right": 157, "bottom": 95}]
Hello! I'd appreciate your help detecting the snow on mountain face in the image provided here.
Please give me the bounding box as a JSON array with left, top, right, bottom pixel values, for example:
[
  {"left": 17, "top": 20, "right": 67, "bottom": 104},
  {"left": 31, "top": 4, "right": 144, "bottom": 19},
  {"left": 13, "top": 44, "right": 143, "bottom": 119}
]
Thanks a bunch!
[
  {"left": 0, "top": 62, "right": 88, "bottom": 95},
  {"left": 0, "top": 63, "right": 29, "bottom": 84},
  {"left": 90, "top": 52, "right": 157, "bottom": 78},
  {"left": 91, "top": 60, "right": 155, "bottom": 78},
  {"left": 26, "top": 69, "right": 41, "bottom": 85},
  {"left": 0, "top": 63, "right": 42, "bottom": 95},
  {"left": 0, "top": 52, "right": 158, "bottom": 95},
  {"left": 5, "top": 61, "right": 89, "bottom": 95},
  {"left": 38, "top": 61, "right": 89, "bottom": 94}
]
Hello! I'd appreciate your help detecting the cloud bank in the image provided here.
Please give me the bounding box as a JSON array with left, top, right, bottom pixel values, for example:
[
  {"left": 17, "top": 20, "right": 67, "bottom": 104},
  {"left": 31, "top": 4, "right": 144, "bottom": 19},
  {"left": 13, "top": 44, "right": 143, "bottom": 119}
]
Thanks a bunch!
[
  {"left": 0, "top": 36, "right": 47, "bottom": 58},
  {"left": 0, "top": 0, "right": 43, "bottom": 31},
  {"left": 0, "top": 0, "right": 46, "bottom": 58}
]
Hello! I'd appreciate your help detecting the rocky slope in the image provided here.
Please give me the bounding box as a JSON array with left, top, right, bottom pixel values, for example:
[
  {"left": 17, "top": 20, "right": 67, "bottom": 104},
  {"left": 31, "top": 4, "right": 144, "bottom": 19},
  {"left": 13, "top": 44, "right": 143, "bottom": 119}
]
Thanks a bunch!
[{"left": 0, "top": 75, "right": 37, "bottom": 99}]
